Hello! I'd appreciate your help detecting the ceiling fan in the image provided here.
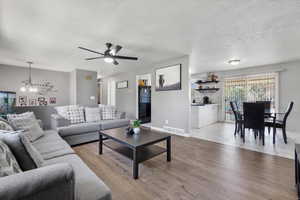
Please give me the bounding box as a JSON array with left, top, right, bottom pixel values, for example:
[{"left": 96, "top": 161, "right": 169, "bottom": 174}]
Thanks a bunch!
[{"left": 78, "top": 43, "right": 138, "bottom": 65}]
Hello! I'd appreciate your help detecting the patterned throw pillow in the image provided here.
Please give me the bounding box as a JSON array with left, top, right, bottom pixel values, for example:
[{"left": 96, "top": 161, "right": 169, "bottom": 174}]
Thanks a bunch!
[
  {"left": 67, "top": 106, "right": 85, "bottom": 124},
  {"left": 0, "top": 118, "right": 14, "bottom": 131},
  {"left": 101, "top": 106, "right": 116, "bottom": 120},
  {"left": 0, "top": 139, "right": 22, "bottom": 177},
  {"left": 85, "top": 107, "right": 101, "bottom": 122}
]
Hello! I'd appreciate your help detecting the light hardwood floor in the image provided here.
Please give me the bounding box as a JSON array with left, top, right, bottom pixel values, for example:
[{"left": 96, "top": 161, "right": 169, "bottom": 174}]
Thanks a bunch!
[{"left": 73, "top": 135, "right": 297, "bottom": 200}]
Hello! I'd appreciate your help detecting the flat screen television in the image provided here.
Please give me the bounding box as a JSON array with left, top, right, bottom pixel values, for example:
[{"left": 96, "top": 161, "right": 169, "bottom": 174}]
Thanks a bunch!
[{"left": 0, "top": 91, "right": 16, "bottom": 118}]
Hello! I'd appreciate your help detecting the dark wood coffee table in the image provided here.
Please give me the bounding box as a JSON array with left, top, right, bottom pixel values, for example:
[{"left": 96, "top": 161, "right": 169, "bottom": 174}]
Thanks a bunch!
[{"left": 99, "top": 127, "right": 172, "bottom": 179}]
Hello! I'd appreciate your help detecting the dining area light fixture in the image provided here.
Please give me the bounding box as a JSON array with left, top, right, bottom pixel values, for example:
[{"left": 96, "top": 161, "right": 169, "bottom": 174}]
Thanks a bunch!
[
  {"left": 228, "top": 59, "right": 241, "bottom": 66},
  {"left": 20, "top": 61, "right": 38, "bottom": 93}
]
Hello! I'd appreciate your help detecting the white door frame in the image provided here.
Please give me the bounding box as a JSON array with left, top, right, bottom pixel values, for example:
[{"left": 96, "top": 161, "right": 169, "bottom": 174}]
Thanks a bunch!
[{"left": 107, "top": 79, "right": 116, "bottom": 106}]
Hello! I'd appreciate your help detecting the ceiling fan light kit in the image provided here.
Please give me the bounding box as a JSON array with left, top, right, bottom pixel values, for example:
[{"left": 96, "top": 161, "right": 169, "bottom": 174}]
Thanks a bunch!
[
  {"left": 228, "top": 59, "right": 240, "bottom": 65},
  {"left": 78, "top": 43, "right": 138, "bottom": 65},
  {"left": 104, "top": 57, "right": 114, "bottom": 63}
]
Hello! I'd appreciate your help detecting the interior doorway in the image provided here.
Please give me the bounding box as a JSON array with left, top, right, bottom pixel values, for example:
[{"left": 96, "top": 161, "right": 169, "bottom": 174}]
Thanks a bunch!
[
  {"left": 107, "top": 79, "right": 116, "bottom": 106},
  {"left": 136, "top": 74, "right": 152, "bottom": 123}
]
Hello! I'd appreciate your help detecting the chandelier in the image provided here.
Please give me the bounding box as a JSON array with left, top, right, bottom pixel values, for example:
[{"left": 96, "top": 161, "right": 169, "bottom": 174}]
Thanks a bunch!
[{"left": 20, "top": 61, "right": 57, "bottom": 95}]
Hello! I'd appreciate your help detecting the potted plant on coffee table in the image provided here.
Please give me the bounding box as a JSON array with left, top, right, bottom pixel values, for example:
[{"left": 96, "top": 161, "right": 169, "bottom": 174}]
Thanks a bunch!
[{"left": 132, "top": 120, "right": 141, "bottom": 134}]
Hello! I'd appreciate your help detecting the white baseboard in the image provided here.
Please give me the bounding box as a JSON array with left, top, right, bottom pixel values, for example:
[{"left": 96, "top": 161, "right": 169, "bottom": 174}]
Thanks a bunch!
[{"left": 149, "top": 126, "right": 190, "bottom": 137}]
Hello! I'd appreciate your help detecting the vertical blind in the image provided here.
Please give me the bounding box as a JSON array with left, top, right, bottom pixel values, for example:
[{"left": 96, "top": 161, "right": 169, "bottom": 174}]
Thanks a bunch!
[{"left": 224, "top": 73, "right": 277, "bottom": 121}]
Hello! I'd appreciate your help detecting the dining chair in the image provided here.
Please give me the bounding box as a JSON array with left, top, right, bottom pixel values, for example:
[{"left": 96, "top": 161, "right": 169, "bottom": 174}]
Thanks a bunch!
[
  {"left": 265, "top": 101, "right": 294, "bottom": 144},
  {"left": 230, "top": 101, "right": 243, "bottom": 136},
  {"left": 243, "top": 102, "right": 265, "bottom": 145},
  {"left": 256, "top": 101, "right": 271, "bottom": 115}
]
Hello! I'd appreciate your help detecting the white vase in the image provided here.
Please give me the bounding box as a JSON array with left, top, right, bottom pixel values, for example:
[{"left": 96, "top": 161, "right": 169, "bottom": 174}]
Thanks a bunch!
[{"left": 133, "top": 127, "right": 140, "bottom": 134}]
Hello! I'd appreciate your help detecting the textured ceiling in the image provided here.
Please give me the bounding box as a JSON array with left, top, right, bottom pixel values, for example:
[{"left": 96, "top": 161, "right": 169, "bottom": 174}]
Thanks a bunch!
[{"left": 1, "top": 0, "right": 300, "bottom": 76}]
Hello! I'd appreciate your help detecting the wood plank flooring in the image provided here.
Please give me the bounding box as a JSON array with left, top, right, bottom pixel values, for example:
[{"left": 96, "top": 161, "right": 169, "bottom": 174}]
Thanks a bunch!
[{"left": 73, "top": 135, "right": 297, "bottom": 200}]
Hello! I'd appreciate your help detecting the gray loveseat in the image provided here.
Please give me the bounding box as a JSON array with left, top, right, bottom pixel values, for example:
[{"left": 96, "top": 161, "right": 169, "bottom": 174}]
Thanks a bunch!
[
  {"left": 51, "top": 106, "right": 130, "bottom": 146},
  {"left": 0, "top": 129, "right": 111, "bottom": 200}
]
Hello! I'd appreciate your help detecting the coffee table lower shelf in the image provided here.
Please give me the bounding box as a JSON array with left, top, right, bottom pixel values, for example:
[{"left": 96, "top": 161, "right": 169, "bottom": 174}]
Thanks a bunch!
[{"left": 103, "top": 140, "right": 167, "bottom": 163}]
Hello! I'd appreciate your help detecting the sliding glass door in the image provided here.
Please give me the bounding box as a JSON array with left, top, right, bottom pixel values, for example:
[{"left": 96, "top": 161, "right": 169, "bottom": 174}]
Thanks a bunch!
[{"left": 224, "top": 73, "right": 278, "bottom": 121}]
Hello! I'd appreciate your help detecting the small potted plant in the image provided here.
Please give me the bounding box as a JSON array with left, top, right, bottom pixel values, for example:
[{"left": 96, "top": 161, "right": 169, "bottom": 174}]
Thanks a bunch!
[{"left": 132, "top": 120, "right": 141, "bottom": 134}]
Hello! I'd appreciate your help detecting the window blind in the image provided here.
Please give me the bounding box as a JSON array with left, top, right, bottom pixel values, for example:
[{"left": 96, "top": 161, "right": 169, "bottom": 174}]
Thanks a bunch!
[{"left": 224, "top": 73, "right": 277, "bottom": 121}]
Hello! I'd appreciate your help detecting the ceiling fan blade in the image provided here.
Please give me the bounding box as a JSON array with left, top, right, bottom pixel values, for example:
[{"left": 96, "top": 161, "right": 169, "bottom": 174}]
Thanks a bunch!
[
  {"left": 85, "top": 56, "right": 104, "bottom": 60},
  {"left": 113, "top": 60, "right": 119, "bottom": 65},
  {"left": 78, "top": 47, "right": 104, "bottom": 55},
  {"left": 115, "top": 45, "right": 122, "bottom": 54},
  {"left": 106, "top": 43, "right": 112, "bottom": 49},
  {"left": 112, "top": 55, "right": 138, "bottom": 60}
]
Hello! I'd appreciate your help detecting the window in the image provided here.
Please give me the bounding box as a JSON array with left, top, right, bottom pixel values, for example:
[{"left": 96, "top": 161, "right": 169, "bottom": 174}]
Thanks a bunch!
[{"left": 224, "top": 73, "right": 278, "bottom": 121}]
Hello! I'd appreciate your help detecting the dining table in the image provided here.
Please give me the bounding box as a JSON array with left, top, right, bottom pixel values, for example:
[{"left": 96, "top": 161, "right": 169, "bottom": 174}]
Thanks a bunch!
[{"left": 237, "top": 109, "right": 284, "bottom": 144}]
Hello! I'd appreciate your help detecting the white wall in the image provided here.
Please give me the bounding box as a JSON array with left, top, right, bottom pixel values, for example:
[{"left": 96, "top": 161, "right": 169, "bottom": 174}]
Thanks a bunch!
[{"left": 101, "top": 56, "right": 191, "bottom": 133}]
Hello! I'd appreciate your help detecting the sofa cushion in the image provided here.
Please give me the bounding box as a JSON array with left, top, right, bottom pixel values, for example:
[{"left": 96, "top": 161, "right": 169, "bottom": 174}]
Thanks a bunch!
[
  {"left": 20, "top": 134, "right": 44, "bottom": 167},
  {"left": 100, "top": 119, "right": 130, "bottom": 130},
  {"left": 85, "top": 107, "right": 101, "bottom": 123},
  {"left": 32, "top": 130, "right": 74, "bottom": 160},
  {"left": 55, "top": 105, "right": 70, "bottom": 119},
  {"left": 7, "top": 112, "right": 36, "bottom": 130},
  {"left": 0, "top": 139, "right": 22, "bottom": 177},
  {"left": 44, "top": 154, "right": 111, "bottom": 200},
  {"left": 0, "top": 132, "right": 36, "bottom": 171},
  {"left": 58, "top": 122, "right": 100, "bottom": 137},
  {"left": 100, "top": 106, "right": 116, "bottom": 120},
  {"left": 67, "top": 106, "right": 85, "bottom": 124},
  {"left": 7, "top": 112, "right": 44, "bottom": 141}
]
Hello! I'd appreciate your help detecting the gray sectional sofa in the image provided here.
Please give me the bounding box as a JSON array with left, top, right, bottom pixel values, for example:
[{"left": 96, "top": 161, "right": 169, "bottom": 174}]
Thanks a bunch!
[
  {"left": 0, "top": 129, "right": 111, "bottom": 200},
  {"left": 0, "top": 105, "right": 131, "bottom": 200}
]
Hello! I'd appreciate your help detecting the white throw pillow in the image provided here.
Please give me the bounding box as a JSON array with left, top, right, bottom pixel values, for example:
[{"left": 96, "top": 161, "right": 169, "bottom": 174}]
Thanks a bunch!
[
  {"left": 85, "top": 107, "right": 101, "bottom": 122},
  {"left": 101, "top": 106, "right": 116, "bottom": 120},
  {"left": 55, "top": 106, "right": 69, "bottom": 119},
  {"left": 23, "top": 121, "right": 44, "bottom": 142},
  {"left": 7, "top": 112, "right": 44, "bottom": 142},
  {"left": 7, "top": 112, "right": 36, "bottom": 130}
]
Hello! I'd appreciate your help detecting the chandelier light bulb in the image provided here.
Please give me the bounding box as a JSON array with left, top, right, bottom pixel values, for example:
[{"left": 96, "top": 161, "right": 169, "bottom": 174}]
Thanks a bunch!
[
  {"left": 29, "top": 86, "right": 38, "bottom": 93},
  {"left": 20, "top": 86, "right": 27, "bottom": 92}
]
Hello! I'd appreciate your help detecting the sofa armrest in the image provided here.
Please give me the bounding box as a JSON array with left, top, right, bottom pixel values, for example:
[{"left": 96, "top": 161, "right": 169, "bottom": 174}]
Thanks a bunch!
[
  {"left": 116, "top": 111, "right": 126, "bottom": 119},
  {"left": 0, "top": 163, "right": 75, "bottom": 200},
  {"left": 51, "top": 114, "right": 71, "bottom": 129}
]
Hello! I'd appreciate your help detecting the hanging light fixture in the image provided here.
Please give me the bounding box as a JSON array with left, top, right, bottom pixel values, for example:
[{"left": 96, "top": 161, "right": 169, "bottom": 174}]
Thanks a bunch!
[
  {"left": 20, "top": 61, "right": 58, "bottom": 95},
  {"left": 20, "top": 61, "right": 38, "bottom": 93}
]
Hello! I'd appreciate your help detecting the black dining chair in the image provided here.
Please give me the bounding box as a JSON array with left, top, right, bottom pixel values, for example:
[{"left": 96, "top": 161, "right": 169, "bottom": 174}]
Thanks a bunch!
[
  {"left": 243, "top": 102, "right": 265, "bottom": 145},
  {"left": 265, "top": 101, "right": 294, "bottom": 144},
  {"left": 230, "top": 101, "right": 243, "bottom": 136},
  {"left": 256, "top": 101, "right": 271, "bottom": 115}
]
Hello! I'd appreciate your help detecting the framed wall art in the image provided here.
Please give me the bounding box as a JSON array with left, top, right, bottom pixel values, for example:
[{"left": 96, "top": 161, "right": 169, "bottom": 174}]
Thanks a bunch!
[
  {"left": 116, "top": 80, "right": 128, "bottom": 89},
  {"left": 155, "top": 64, "right": 181, "bottom": 91}
]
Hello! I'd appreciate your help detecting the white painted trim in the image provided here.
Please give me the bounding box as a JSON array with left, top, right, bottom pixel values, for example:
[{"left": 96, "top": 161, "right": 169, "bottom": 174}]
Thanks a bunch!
[{"left": 275, "top": 72, "right": 279, "bottom": 112}]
